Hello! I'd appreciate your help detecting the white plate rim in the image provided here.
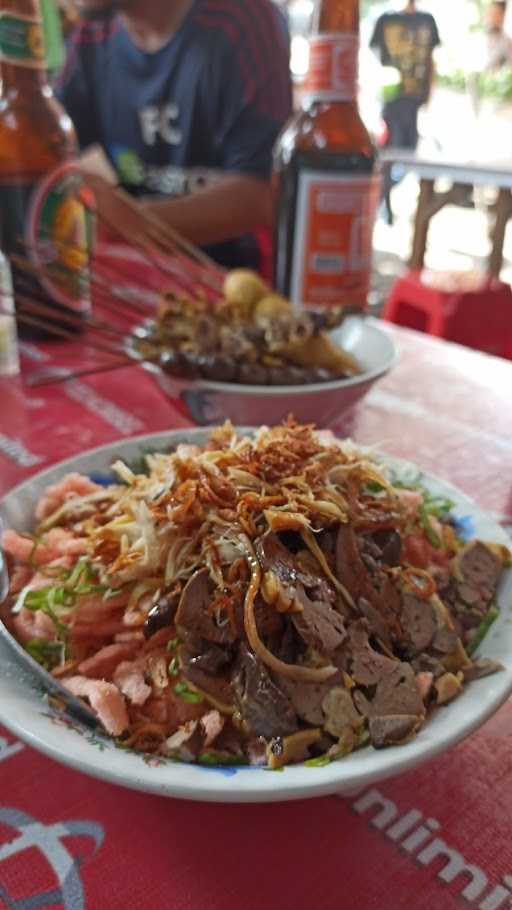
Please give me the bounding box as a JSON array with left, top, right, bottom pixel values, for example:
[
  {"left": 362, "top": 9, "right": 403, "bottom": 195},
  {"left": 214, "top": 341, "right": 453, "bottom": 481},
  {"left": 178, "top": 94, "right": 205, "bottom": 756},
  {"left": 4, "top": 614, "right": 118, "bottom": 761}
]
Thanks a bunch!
[{"left": 0, "top": 428, "right": 510, "bottom": 803}]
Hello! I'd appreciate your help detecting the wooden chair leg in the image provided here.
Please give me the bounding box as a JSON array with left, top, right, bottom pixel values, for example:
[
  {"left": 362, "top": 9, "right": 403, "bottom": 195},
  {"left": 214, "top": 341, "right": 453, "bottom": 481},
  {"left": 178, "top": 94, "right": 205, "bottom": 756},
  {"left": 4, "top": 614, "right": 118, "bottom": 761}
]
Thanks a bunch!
[
  {"left": 488, "top": 189, "right": 512, "bottom": 278},
  {"left": 410, "top": 179, "right": 435, "bottom": 271}
]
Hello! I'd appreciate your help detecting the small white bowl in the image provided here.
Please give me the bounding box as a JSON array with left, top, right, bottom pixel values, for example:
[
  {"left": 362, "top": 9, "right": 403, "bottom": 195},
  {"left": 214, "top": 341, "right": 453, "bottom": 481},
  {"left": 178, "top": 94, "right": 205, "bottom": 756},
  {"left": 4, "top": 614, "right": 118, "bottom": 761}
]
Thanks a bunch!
[{"left": 134, "top": 317, "right": 398, "bottom": 426}]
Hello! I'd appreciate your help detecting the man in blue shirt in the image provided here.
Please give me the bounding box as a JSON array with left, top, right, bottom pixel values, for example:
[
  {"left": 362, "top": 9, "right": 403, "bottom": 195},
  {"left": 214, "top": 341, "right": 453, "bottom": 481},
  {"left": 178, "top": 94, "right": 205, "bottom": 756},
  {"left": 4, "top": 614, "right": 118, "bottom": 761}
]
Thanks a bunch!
[{"left": 59, "top": 0, "right": 292, "bottom": 268}]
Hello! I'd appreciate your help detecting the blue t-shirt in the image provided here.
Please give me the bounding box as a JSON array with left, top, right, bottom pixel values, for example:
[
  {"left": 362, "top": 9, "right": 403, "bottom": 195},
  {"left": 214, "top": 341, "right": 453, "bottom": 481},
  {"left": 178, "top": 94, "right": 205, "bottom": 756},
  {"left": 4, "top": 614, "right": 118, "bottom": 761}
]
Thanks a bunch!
[{"left": 57, "top": 0, "right": 292, "bottom": 268}]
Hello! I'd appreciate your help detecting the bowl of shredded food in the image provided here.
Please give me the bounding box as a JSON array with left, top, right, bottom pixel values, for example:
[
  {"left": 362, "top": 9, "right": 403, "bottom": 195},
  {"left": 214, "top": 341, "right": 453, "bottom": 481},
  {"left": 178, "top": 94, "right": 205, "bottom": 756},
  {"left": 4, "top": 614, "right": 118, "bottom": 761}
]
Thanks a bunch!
[
  {"left": 127, "top": 269, "right": 397, "bottom": 426},
  {"left": 0, "top": 422, "right": 511, "bottom": 802}
]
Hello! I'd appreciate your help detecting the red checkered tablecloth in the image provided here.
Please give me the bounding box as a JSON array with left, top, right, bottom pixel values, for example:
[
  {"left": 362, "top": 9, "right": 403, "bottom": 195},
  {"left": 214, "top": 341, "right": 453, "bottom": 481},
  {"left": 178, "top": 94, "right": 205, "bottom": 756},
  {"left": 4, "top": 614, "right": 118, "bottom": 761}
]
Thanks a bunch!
[{"left": 1, "top": 291, "right": 512, "bottom": 909}]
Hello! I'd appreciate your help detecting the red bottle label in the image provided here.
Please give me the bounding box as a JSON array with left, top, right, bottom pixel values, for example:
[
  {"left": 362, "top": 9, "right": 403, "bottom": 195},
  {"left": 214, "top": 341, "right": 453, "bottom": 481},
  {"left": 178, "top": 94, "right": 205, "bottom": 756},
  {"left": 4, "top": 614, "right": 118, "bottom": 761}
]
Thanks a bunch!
[
  {"left": 290, "top": 171, "right": 381, "bottom": 309},
  {"left": 302, "top": 34, "right": 359, "bottom": 103}
]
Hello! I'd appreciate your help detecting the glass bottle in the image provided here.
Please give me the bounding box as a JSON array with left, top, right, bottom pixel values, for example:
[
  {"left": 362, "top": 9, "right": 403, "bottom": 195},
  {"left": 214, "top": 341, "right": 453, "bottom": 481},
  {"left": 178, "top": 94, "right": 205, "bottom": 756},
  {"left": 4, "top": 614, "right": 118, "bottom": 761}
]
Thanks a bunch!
[{"left": 273, "top": 0, "right": 380, "bottom": 310}]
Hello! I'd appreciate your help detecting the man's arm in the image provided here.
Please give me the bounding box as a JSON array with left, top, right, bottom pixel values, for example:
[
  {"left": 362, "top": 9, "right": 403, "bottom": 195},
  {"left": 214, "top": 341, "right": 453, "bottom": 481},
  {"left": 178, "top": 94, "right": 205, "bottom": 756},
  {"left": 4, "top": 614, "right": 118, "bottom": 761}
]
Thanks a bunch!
[{"left": 141, "top": 174, "right": 273, "bottom": 246}]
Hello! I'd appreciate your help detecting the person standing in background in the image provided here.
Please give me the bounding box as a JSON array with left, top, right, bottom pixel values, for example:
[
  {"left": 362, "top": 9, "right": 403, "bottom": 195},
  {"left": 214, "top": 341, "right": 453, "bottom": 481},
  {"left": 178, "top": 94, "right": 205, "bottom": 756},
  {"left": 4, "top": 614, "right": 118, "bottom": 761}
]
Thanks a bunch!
[
  {"left": 370, "top": 0, "right": 440, "bottom": 225},
  {"left": 482, "top": 0, "right": 512, "bottom": 69},
  {"left": 57, "top": 0, "right": 292, "bottom": 272},
  {"left": 468, "top": 2, "right": 512, "bottom": 119}
]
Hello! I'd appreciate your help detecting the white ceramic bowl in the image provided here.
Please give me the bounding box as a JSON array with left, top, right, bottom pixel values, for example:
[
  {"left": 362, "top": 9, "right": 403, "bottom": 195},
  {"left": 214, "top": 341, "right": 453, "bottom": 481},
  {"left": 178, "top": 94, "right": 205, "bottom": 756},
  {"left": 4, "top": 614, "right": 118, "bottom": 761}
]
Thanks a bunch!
[
  {"left": 0, "top": 428, "right": 511, "bottom": 803},
  {"left": 130, "top": 317, "right": 398, "bottom": 426}
]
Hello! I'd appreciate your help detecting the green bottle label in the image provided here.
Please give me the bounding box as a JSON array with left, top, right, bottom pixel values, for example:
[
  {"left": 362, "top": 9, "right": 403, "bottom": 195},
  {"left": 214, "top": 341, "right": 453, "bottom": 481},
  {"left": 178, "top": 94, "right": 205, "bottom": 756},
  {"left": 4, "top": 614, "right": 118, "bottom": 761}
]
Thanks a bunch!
[{"left": 0, "top": 11, "right": 46, "bottom": 68}]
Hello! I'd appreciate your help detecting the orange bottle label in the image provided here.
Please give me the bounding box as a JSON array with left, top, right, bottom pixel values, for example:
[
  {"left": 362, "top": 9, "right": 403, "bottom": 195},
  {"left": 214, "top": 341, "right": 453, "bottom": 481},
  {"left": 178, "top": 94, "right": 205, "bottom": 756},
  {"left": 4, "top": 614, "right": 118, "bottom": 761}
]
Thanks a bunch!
[
  {"left": 290, "top": 172, "right": 381, "bottom": 309},
  {"left": 303, "top": 34, "right": 358, "bottom": 103}
]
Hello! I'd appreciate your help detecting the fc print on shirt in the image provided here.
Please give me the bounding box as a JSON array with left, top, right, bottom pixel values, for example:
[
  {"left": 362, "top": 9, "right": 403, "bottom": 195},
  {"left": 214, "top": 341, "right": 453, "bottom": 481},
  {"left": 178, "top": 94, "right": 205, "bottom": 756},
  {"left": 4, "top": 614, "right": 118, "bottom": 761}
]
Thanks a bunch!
[
  {"left": 109, "top": 102, "right": 221, "bottom": 196},
  {"left": 139, "top": 103, "right": 182, "bottom": 147}
]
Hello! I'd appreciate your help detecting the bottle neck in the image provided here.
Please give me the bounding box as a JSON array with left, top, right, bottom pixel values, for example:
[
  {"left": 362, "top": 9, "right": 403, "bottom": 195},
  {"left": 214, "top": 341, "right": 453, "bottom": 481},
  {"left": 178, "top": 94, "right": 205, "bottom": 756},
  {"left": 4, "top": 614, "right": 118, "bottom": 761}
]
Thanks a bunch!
[
  {"left": 312, "top": 0, "right": 359, "bottom": 35},
  {"left": 302, "top": 36, "right": 359, "bottom": 106},
  {"left": 0, "top": 0, "right": 49, "bottom": 94}
]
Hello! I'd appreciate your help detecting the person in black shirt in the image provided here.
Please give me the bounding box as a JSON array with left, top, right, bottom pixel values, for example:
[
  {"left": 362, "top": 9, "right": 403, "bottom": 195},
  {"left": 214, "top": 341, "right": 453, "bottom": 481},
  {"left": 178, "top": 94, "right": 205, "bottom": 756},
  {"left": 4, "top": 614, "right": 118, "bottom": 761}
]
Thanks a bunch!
[
  {"left": 370, "top": 1, "right": 440, "bottom": 224},
  {"left": 58, "top": 0, "right": 292, "bottom": 269}
]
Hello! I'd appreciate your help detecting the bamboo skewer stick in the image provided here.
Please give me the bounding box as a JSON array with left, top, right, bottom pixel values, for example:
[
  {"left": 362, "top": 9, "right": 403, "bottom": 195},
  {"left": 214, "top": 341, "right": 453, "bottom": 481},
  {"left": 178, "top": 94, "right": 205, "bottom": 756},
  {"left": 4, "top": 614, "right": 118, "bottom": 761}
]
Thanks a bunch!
[
  {"left": 79, "top": 177, "right": 225, "bottom": 279},
  {"left": 15, "top": 240, "right": 159, "bottom": 318},
  {"left": 10, "top": 256, "right": 131, "bottom": 341},
  {"left": 26, "top": 358, "right": 137, "bottom": 387},
  {"left": 16, "top": 304, "right": 125, "bottom": 357}
]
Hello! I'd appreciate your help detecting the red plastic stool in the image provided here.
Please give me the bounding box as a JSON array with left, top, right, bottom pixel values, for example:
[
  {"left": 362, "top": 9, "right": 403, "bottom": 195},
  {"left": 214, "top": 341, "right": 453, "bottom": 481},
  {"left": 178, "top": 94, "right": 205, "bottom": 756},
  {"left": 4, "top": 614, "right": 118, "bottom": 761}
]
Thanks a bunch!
[{"left": 383, "top": 270, "right": 512, "bottom": 359}]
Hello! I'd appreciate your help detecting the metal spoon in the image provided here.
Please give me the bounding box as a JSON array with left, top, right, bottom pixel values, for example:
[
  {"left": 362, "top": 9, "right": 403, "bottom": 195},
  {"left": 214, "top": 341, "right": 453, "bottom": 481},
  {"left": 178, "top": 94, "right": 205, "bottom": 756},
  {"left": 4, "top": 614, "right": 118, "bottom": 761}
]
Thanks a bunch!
[{"left": 0, "top": 517, "right": 100, "bottom": 731}]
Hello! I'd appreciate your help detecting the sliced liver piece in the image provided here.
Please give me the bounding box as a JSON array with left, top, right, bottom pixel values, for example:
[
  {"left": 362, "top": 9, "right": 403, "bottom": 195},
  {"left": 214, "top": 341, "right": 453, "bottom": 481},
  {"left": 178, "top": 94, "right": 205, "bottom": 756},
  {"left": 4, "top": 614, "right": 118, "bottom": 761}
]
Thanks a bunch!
[
  {"left": 233, "top": 644, "right": 298, "bottom": 740},
  {"left": 175, "top": 568, "right": 233, "bottom": 645},
  {"left": 291, "top": 585, "right": 347, "bottom": 655},
  {"left": 401, "top": 593, "right": 437, "bottom": 653},
  {"left": 369, "top": 714, "right": 420, "bottom": 748}
]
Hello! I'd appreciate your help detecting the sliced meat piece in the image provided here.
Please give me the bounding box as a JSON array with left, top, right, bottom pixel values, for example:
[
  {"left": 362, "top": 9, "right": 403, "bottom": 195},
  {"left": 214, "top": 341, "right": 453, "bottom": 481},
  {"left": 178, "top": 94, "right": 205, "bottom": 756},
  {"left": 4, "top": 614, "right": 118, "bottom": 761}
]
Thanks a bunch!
[
  {"left": 179, "top": 646, "right": 234, "bottom": 707},
  {"left": 165, "top": 685, "right": 208, "bottom": 728},
  {"left": 77, "top": 642, "right": 139, "bottom": 679},
  {"left": 2, "top": 530, "right": 60, "bottom": 567},
  {"left": 186, "top": 642, "right": 232, "bottom": 675},
  {"left": 175, "top": 568, "right": 233, "bottom": 645},
  {"left": 349, "top": 620, "right": 397, "bottom": 686},
  {"left": 401, "top": 593, "right": 437, "bottom": 653},
  {"left": 142, "top": 696, "right": 168, "bottom": 724},
  {"left": 336, "top": 525, "right": 402, "bottom": 636},
  {"left": 442, "top": 541, "right": 505, "bottom": 625},
  {"left": 358, "top": 597, "right": 389, "bottom": 643},
  {"left": 453, "top": 541, "right": 503, "bottom": 601},
  {"left": 63, "top": 676, "right": 129, "bottom": 736},
  {"left": 335, "top": 524, "right": 367, "bottom": 600},
  {"left": 12, "top": 607, "right": 56, "bottom": 645},
  {"left": 370, "top": 529, "right": 402, "bottom": 567},
  {"left": 291, "top": 585, "right": 346, "bottom": 655},
  {"left": 369, "top": 714, "right": 421, "bottom": 748},
  {"left": 254, "top": 597, "right": 285, "bottom": 643},
  {"left": 71, "top": 617, "right": 126, "bottom": 641},
  {"left": 462, "top": 659, "right": 504, "bottom": 682},
  {"left": 256, "top": 531, "right": 334, "bottom": 603},
  {"left": 355, "top": 662, "right": 424, "bottom": 719},
  {"left": 411, "top": 653, "right": 446, "bottom": 679},
  {"left": 432, "top": 625, "right": 459, "bottom": 655},
  {"left": 276, "top": 620, "right": 304, "bottom": 665},
  {"left": 35, "top": 472, "right": 101, "bottom": 521},
  {"left": 164, "top": 720, "right": 200, "bottom": 760},
  {"left": 278, "top": 675, "right": 341, "bottom": 725},
  {"left": 256, "top": 531, "right": 307, "bottom": 585},
  {"left": 233, "top": 644, "right": 298, "bottom": 740},
  {"left": 113, "top": 661, "right": 152, "bottom": 706},
  {"left": 143, "top": 590, "right": 180, "bottom": 640}
]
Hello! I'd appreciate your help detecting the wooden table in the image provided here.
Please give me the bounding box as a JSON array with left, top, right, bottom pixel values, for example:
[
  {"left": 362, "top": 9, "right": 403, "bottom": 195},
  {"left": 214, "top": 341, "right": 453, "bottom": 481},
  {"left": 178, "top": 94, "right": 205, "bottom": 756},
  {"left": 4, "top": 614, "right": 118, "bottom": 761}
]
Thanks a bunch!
[{"left": 380, "top": 149, "right": 512, "bottom": 277}]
